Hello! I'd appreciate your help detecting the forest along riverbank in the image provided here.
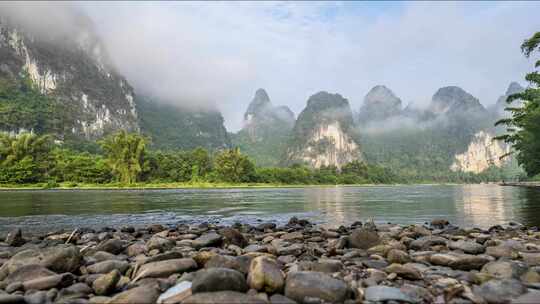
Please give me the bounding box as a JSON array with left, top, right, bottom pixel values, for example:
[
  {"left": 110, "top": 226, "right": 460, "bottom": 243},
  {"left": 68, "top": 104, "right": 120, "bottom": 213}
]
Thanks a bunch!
[
  {"left": 2, "top": 219, "right": 540, "bottom": 303},
  {"left": 500, "top": 182, "right": 540, "bottom": 188}
]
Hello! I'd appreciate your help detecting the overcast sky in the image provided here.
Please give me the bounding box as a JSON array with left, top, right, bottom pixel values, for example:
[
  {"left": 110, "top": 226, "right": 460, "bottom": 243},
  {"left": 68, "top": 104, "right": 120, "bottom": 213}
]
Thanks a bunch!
[{"left": 40, "top": 2, "right": 540, "bottom": 130}]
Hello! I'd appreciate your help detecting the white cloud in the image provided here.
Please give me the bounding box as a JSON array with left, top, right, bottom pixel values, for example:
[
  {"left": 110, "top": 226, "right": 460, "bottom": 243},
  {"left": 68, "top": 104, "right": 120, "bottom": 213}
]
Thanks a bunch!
[{"left": 6, "top": 2, "right": 540, "bottom": 131}]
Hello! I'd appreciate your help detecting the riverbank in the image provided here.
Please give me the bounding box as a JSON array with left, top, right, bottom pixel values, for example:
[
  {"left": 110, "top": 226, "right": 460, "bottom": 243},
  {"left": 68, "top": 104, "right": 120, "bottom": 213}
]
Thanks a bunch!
[
  {"left": 0, "top": 181, "right": 475, "bottom": 191},
  {"left": 1, "top": 218, "right": 540, "bottom": 303},
  {"left": 500, "top": 181, "right": 540, "bottom": 188}
]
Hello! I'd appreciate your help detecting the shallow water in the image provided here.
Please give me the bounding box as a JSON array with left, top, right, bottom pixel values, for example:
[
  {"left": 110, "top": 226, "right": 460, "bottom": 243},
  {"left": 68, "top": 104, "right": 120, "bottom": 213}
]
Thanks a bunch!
[{"left": 1, "top": 184, "right": 540, "bottom": 233}]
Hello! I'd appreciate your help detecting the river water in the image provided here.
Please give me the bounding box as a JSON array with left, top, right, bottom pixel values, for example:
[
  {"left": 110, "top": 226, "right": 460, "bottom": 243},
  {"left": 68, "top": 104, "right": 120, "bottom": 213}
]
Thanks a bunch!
[{"left": 1, "top": 184, "right": 540, "bottom": 233}]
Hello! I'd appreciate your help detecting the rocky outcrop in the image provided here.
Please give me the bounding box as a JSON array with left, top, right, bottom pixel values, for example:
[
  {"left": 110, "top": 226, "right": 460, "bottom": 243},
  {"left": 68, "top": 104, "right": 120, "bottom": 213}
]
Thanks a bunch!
[
  {"left": 358, "top": 85, "right": 402, "bottom": 123},
  {"left": 451, "top": 130, "right": 511, "bottom": 173},
  {"left": 0, "top": 219, "right": 539, "bottom": 304},
  {"left": 285, "top": 91, "right": 363, "bottom": 169},
  {"left": 231, "top": 89, "right": 295, "bottom": 166},
  {"left": 429, "top": 86, "right": 486, "bottom": 116},
  {"left": 494, "top": 82, "right": 525, "bottom": 118},
  {"left": 0, "top": 11, "right": 139, "bottom": 139},
  {"left": 136, "top": 96, "right": 230, "bottom": 151},
  {"left": 242, "top": 88, "right": 295, "bottom": 142}
]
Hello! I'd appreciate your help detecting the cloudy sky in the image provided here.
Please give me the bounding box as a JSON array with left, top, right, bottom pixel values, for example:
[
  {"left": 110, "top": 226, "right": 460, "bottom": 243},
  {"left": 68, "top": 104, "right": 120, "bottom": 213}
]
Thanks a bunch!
[{"left": 46, "top": 2, "right": 540, "bottom": 130}]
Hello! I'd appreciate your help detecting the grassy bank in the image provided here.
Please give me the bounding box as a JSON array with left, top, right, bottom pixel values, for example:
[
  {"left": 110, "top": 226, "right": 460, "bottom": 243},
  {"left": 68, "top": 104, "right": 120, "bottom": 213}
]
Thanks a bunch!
[
  {"left": 0, "top": 181, "right": 378, "bottom": 190},
  {"left": 0, "top": 181, "right": 489, "bottom": 191}
]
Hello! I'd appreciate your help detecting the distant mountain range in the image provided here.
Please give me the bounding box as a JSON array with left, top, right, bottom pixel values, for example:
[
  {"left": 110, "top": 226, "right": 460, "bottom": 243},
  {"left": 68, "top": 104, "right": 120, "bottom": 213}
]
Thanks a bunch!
[{"left": 0, "top": 9, "right": 525, "bottom": 178}]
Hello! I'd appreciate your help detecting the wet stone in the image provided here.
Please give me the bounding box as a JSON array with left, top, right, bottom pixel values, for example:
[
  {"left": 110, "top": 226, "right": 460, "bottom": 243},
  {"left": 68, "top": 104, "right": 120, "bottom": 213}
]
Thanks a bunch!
[
  {"left": 193, "top": 232, "right": 223, "bottom": 249},
  {"left": 191, "top": 268, "right": 248, "bottom": 293},
  {"left": 473, "top": 279, "right": 527, "bottom": 304},
  {"left": 5, "top": 229, "right": 24, "bottom": 247},
  {"left": 448, "top": 240, "right": 485, "bottom": 254},
  {"left": 96, "top": 239, "right": 126, "bottom": 254},
  {"left": 285, "top": 271, "right": 348, "bottom": 304},
  {"left": 92, "top": 269, "right": 120, "bottom": 295},
  {"left": 136, "top": 258, "right": 197, "bottom": 279},
  {"left": 219, "top": 228, "right": 248, "bottom": 248},
  {"left": 87, "top": 260, "right": 129, "bottom": 274},
  {"left": 183, "top": 291, "right": 267, "bottom": 304},
  {"left": 349, "top": 228, "right": 380, "bottom": 249},
  {"left": 364, "top": 286, "right": 414, "bottom": 303},
  {"left": 247, "top": 256, "right": 284, "bottom": 293}
]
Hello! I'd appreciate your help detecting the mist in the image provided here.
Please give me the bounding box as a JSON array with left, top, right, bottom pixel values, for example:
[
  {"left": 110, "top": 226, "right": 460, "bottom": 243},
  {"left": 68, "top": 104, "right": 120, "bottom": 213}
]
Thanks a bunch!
[{"left": 2, "top": 2, "right": 540, "bottom": 132}]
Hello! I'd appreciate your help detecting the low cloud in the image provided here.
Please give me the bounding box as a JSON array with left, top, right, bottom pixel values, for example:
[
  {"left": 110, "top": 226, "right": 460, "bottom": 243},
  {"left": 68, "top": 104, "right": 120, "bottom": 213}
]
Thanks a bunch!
[{"left": 2, "top": 2, "right": 539, "bottom": 131}]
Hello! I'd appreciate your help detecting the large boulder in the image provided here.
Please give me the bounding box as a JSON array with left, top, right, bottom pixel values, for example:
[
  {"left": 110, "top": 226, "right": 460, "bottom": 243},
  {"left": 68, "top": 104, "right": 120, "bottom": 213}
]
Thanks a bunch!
[
  {"left": 191, "top": 268, "right": 248, "bottom": 293},
  {"left": 473, "top": 279, "right": 527, "bottom": 304},
  {"left": 481, "top": 261, "right": 527, "bottom": 279},
  {"left": 146, "top": 236, "right": 175, "bottom": 252},
  {"left": 108, "top": 285, "right": 161, "bottom": 304},
  {"left": 285, "top": 271, "right": 348, "bottom": 303},
  {"left": 247, "top": 256, "right": 284, "bottom": 293},
  {"left": 3, "top": 265, "right": 56, "bottom": 284},
  {"left": 364, "top": 286, "right": 415, "bottom": 303},
  {"left": 430, "top": 253, "right": 490, "bottom": 270},
  {"left": 349, "top": 228, "right": 380, "bottom": 249},
  {"left": 136, "top": 258, "right": 197, "bottom": 279},
  {"left": 97, "top": 239, "right": 127, "bottom": 254},
  {"left": 5, "top": 229, "right": 25, "bottom": 247},
  {"left": 87, "top": 260, "right": 130, "bottom": 274},
  {"left": 0, "top": 245, "right": 81, "bottom": 280},
  {"left": 93, "top": 269, "right": 121, "bottom": 295},
  {"left": 193, "top": 233, "right": 223, "bottom": 249},
  {"left": 22, "top": 273, "right": 75, "bottom": 291},
  {"left": 448, "top": 240, "right": 485, "bottom": 254},
  {"left": 219, "top": 228, "right": 248, "bottom": 248},
  {"left": 183, "top": 291, "right": 267, "bottom": 304}
]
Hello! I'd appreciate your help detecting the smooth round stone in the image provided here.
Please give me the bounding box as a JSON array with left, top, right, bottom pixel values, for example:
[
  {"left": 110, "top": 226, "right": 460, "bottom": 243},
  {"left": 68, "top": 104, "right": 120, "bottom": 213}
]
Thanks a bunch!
[
  {"left": 191, "top": 268, "right": 248, "bottom": 293},
  {"left": 285, "top": 271, "right": 348, "bottom": 304}
]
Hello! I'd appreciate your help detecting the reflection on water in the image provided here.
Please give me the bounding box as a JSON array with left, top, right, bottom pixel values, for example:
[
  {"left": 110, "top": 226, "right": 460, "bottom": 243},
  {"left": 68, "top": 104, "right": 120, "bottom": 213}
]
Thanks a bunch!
[
  {"left": 1, "top": 185, "right": 540, "bottom": 233},
  {"left": 459, "top": 185, "right": 513, "bottom": 228}
]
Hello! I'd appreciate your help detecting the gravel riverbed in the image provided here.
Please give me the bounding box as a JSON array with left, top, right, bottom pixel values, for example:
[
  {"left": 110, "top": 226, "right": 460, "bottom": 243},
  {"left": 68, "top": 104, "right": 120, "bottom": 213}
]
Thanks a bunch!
[{"left": 1, "top": 217, "right": 540, "bottom": 303}]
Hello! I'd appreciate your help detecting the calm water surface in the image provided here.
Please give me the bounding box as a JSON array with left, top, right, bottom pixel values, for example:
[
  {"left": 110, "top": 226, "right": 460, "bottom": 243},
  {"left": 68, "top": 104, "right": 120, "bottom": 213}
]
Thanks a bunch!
[{"left": 1, "top": 184, "right": 540, "bottom": 233}]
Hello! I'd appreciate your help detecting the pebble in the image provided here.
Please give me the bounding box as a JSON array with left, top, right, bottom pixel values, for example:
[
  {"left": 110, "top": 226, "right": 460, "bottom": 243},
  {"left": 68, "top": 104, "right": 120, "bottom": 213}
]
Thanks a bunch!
[{"left": 0, "top": 218, "right": 538, "bottom": 304}]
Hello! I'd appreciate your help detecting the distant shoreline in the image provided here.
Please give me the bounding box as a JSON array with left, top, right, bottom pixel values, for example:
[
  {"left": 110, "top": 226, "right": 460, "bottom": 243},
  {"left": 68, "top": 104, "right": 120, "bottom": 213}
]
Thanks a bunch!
[
  {"left": 0, "top": 182, "right": 500, "bottom": 191},
  {"left": 499, "top": 181, "right": 540, "bottom": 188}
]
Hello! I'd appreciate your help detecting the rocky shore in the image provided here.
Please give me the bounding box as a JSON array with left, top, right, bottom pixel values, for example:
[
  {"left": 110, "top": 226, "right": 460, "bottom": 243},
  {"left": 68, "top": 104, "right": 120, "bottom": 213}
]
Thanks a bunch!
[{"left": 1, "top": 218, "right": 540, "bottom": 303}]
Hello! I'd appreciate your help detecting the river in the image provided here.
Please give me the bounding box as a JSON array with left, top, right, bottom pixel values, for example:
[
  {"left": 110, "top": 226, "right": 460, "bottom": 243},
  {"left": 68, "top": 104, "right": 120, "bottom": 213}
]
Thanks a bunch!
[{"left": 1, "top": 184, "right": 540, "bottom": 233}]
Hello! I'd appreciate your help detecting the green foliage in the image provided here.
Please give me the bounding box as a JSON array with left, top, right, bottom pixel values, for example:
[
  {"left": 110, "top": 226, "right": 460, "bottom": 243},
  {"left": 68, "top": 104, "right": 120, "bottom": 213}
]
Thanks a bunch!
[
  {"left": 136, "top": 97, "right": 230, "bottom": 151},
  {"left": 0, "top": 74, "right": 74, "bottom": 136},
  {"left": 51, "top": 149, "right": 112, "bottom": 183},
  {"left": 0, "top": 131, "right": 512, "bottom": 187},
  {"left": 359, "top": 111, "right": 514, "bottom": 183},
  {"left": 231, "top": 128, "right": 291, "bottom": 167},
  {"left": 99, "top": 131, "right": 148, "bottom": 184},
  {"left": 213, "top": 148, "right": 256, "bottom": 183},
  {"left": 145, "top": 151, "right": 194, "bottom": 182},
  {"left": 496, "top": 32, "right": 540, "bottom": 177},
  {"left": 0, "top": 133, "right": 55, "bottom": 183}
]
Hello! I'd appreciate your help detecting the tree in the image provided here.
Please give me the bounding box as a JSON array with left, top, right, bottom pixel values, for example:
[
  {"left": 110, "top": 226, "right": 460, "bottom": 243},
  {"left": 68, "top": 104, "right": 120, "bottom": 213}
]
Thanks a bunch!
[
  {"left": 214, "top": 148, "right": 256, "bottom": 183},
  {"left": 0, "top": 132, "right": 54, "bottom": 183},
  {"left": 99, "top": 131, "right": 149, "bottom": 184},
  {"left": 190, "top": 147, "right": 212, "bottom": 179},
  {"left": 496, "top": 32, "right": 540, "bottom": 177}
]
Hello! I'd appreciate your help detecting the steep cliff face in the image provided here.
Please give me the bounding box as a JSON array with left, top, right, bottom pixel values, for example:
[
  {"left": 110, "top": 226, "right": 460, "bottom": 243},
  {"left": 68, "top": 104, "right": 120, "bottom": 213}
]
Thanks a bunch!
[
  {"left": 451, "top": 131, "right": 510, "bottom": 173},
  {"left": 493, "top": 82, "right": 525, "bottom": 118},
  {"left": 429, "top": 86, "right": 486, "bottom": 116},
  {"left": 0, "top": 12, "right": 138, "bottom": 139},
  {"left": 231, "top": 89, "right": 294, "bottom": 166},
  {"left": 285, "top": 91, "right": 363, "bottom": 169},
  {"left": 137, "top": 97, "right": 230, "bottom": 151},
  {"left": 358, "top": 85, "right": 402, "bottom": 124},
  {"left": 242, "top": 88, "right": 294, "bottom": 142}
]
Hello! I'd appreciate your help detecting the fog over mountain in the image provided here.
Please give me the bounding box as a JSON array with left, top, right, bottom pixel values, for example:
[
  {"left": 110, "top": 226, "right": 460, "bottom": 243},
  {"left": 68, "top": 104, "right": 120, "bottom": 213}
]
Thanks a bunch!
[{"left": 2, "top": 2, "right": 540, "bottom": 131}]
